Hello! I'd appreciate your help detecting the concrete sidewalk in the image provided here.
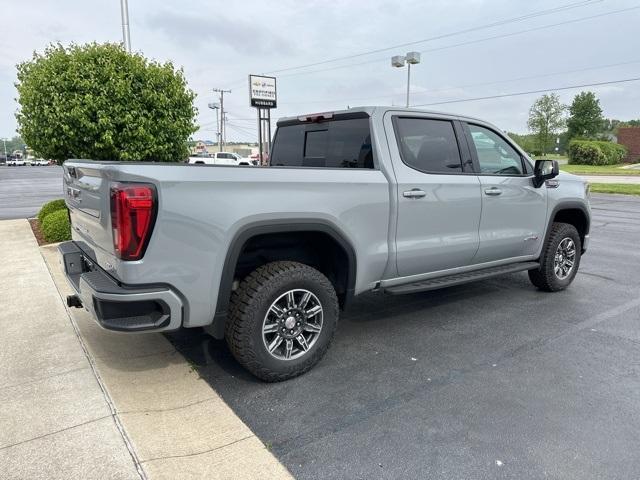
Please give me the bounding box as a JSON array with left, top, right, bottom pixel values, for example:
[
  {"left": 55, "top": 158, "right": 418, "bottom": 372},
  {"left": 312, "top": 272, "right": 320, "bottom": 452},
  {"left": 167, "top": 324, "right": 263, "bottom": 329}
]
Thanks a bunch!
[
  {"left": 1, "top": 219, "right": 292, "bottom": 480},
  {"left": 580, "top": 174, "right": 640, "bottom": 184},
  {"left": 0, "top": 219, "right": 140, "bottom": 479}
]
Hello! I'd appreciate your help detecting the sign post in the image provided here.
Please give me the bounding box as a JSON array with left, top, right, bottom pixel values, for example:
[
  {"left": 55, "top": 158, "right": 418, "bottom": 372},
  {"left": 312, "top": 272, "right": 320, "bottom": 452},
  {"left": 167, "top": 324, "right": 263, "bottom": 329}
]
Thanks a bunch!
[{"left": 249, "top": 75, "right": 277, "bottom": 165}]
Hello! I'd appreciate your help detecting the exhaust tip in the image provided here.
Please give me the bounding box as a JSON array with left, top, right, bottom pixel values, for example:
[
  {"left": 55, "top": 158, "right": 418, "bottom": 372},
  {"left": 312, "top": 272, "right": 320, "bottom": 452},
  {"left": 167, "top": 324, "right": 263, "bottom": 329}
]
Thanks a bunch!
[{"left": 66, "top": 295, "right": 83, "bottom": 308}]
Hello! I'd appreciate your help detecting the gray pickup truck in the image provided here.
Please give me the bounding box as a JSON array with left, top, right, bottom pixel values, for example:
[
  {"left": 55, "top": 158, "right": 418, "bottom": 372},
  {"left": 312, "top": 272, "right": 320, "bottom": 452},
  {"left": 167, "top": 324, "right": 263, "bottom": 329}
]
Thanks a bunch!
[{"left": 59, "top": 106, "right": 590, "bottom": 381}]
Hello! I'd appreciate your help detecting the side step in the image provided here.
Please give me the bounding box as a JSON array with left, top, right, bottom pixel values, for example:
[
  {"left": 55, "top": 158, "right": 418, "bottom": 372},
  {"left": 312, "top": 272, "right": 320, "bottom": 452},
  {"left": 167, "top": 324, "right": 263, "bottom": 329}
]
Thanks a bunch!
[{"left": 384, "top": 261, "right": 539, "bottom": 295}]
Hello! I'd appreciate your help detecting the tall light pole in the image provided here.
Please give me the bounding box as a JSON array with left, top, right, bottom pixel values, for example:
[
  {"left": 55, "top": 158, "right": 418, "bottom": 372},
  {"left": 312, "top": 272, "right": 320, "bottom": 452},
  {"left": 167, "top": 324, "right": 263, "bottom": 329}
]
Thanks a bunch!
[
  {"left": 120, "top": 0, "right": 131, "bottom": 52},
  {"left": 391, "top": 51, "right": 421, "bottom": 107},
  {"left": 1, "top": 138, "right": 7, "bottom": 162},
  {"left": 207, "top": 103, "right": 220, "bottom": 151}
]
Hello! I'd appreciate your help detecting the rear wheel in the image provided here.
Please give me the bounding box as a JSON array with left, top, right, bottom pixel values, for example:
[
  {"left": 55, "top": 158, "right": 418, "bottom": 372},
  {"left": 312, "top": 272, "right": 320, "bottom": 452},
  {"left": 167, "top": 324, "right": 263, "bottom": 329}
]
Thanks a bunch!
[
  {"left": 528, "top": 222, "right": 581, "bottom": 292},
  {"left": 226, "top": 261, "right": 339, "bottom": 382}
]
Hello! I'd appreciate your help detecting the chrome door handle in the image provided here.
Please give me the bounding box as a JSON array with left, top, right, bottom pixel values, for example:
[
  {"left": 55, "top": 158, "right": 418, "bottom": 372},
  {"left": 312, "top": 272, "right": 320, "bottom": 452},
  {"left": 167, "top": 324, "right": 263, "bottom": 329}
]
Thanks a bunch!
[
  {"left": 484, "top": 187, "right": 502, "bottom": 196},
  {"left": 403, "top": 189, "right": 426, "bottom": 199}
]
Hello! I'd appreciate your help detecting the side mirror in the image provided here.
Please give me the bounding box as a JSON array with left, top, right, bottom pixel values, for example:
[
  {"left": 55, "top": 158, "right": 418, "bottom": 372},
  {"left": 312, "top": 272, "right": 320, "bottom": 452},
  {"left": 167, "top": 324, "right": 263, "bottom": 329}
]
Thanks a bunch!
[{"left": 533, "top": 159, "right": 559, "bottom": 188}]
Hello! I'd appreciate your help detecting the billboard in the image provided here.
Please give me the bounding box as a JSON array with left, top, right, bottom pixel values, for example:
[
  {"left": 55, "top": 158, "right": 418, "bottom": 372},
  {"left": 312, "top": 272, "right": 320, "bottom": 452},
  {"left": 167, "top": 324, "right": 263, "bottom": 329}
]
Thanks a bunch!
[{"left": 249, "top": 75, "right": 277, "bottom": 108}]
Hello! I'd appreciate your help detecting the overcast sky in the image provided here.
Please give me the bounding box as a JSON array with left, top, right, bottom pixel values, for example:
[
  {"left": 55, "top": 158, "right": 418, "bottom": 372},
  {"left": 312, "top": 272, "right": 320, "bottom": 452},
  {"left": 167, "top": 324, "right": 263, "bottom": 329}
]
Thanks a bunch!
[{"left": 1, "top": 0, "right": 639, "bottom": 142}]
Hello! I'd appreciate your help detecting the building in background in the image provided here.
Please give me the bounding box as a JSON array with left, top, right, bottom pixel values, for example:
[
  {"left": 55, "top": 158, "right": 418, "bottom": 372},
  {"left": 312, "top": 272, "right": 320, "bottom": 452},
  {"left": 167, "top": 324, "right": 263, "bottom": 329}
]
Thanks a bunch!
[{"left": 617, "top": 127, "right": 640, "bottom": 163}]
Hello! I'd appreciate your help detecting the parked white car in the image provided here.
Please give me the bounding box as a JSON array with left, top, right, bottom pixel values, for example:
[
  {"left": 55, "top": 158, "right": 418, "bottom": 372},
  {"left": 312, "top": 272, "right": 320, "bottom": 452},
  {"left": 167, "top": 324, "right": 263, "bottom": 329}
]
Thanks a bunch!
[
  {"left": 7, "top": 158, "right": 26, "bottom": 166},
  {"left": 188, "top": 152, "right": 255, "bottom": 166}
]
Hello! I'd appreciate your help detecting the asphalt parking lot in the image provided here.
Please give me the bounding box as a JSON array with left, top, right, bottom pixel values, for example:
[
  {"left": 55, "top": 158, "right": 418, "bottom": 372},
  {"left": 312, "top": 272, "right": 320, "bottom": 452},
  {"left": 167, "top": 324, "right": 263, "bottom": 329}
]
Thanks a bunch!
[
  {"left": 169, "top": 193, "right": 640, "bottom": 480},
  {"left": 0, "top": 165, "right": 63, "bottom": 219}
]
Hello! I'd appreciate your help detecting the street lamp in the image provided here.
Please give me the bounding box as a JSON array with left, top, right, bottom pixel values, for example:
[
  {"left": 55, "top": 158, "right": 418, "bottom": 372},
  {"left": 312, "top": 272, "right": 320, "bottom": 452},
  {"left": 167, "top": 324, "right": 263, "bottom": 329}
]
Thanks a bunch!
[
  {"left": 207, "top": 102, "right": 220, "bottom": 151},
  {"left": 391, "top": 51, "right": 421, "bottom": 107}
]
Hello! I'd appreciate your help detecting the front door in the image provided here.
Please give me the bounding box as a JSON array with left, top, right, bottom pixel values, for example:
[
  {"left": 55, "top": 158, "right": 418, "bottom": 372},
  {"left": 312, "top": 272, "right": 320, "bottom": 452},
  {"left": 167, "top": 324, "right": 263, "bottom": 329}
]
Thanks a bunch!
[
  {"left": 463, "top": 122, "right": 547, "bottom": 263},
  {"left": 386, "top": 114, "right": 482, "bottom": 277}
]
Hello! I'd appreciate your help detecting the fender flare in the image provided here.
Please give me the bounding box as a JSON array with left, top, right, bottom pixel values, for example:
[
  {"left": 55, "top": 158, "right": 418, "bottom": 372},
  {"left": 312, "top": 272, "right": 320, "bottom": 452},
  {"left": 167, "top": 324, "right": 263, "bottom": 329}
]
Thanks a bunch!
[
  {"left": 544, "top": 201, "right": 591, "bottom": 252},
  {"left": 209, "top": 219, "right": 357, "bottom": 339}
]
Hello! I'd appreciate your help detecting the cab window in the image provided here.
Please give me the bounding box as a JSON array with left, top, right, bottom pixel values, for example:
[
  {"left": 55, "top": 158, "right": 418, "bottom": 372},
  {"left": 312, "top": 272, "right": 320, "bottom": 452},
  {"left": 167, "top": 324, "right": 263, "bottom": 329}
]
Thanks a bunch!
[
  {"left": 394, "top": 117, "right": 463, "bottom": 174},
  {"left": 468, "top": 124, "right": 524, "bottom": 175}
]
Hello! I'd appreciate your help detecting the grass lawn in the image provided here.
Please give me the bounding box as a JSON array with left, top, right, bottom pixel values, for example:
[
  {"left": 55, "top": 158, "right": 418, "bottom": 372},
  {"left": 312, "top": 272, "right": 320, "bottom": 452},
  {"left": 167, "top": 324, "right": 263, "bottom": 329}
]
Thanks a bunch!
[
  {"left": 561, "top": 164, "right": 640, "bottom": 175},
  {"left": 590, "top": 183, "right": 640, "bottom": 196}
]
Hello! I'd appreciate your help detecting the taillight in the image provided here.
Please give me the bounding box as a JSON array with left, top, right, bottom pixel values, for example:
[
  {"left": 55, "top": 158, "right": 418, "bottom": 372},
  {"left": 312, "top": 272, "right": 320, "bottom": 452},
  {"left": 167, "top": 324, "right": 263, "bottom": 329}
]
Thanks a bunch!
[{"left": 110, "top": 182, "right": 157, "bottom": 261}]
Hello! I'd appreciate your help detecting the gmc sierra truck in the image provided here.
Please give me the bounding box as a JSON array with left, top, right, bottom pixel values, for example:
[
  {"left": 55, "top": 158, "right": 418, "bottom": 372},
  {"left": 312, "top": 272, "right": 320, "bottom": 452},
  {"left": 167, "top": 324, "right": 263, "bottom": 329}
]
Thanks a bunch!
[{"left": 59, "top": 106, "right": 591, "bottom": 381}]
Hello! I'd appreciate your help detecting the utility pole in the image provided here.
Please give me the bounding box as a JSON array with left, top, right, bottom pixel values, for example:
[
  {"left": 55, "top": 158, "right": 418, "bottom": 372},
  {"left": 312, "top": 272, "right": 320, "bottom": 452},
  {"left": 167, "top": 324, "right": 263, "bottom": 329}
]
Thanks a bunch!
[
  {"left": 213, "top": 88, "right": 231, "bottom": 152},
  {"left": 2, "top": 138, "right": 7, "bottom": 162},
  {"left": 207, "top": 103, "right": 220, "bottom": 150},
  {"left": 120, "top": 0, "right": 131, "bottom": 52}
]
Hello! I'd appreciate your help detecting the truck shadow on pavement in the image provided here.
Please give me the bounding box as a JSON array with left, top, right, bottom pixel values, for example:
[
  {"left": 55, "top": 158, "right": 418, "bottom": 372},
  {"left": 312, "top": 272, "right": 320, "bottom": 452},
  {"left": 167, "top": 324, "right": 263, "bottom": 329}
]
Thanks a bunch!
[{"left": 166, "top": 274, "right": 546, "bottom": 384}]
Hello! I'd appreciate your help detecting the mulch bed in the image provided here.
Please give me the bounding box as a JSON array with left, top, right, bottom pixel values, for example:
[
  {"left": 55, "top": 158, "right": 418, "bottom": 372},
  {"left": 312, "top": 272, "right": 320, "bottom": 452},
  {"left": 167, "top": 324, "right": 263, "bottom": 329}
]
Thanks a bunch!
[{"left": 28, "top": 217, "right": 47, "bottom": 246}]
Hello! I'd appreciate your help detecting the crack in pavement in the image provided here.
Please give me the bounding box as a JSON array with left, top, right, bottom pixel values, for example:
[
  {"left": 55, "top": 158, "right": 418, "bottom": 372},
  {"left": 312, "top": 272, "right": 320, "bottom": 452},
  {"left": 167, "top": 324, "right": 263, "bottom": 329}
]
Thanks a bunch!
[{"left": 139, "top": 434, "right": 256, "bottom": 464}]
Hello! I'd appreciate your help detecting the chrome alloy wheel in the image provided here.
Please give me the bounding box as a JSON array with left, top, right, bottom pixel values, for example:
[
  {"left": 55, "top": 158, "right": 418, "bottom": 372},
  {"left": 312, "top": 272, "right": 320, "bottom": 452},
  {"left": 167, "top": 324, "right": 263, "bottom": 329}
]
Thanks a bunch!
[
  {"left": 554, "top": 237, "right": 576, "bottom": 280},
  {"left": 262, "top": 289, "right": 323, "bottom": 361}
]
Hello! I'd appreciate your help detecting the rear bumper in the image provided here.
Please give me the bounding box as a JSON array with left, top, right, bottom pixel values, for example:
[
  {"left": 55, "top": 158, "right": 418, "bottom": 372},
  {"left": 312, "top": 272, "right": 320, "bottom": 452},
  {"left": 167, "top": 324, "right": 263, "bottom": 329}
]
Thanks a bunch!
[{"left": 58, "top": 241, "right": 183, "bottom": 332}]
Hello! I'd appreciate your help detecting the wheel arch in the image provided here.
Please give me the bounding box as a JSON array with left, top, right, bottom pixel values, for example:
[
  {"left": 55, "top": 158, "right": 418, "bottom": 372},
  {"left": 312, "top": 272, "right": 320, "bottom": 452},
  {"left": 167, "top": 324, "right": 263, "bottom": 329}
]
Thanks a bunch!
[
  {"left": 209, "top": 220, "right": 357, "bottom": 339},
  {"left": 545, "top": 201, "right": 590, "bottom": 253}
]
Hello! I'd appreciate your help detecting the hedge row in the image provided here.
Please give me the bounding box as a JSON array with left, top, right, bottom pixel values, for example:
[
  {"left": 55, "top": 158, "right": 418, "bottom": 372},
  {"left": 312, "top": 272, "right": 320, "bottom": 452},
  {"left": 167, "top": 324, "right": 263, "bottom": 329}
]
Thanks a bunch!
[
  {"left": 568, "top": 140, "right": 627, "bottom": 166},
  {"left": 37, "top": 199, "right": 71, "bottom": 243}
]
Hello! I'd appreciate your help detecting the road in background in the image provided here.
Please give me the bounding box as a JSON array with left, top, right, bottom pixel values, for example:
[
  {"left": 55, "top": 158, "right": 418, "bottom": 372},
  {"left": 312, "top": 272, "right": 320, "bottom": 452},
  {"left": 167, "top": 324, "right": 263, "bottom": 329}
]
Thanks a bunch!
[
  {"left": 0, "top": 166, "right": 63, "bottom": 219},
  {"left": 170, "top": 194, "right": 640, "bottom": 480}
]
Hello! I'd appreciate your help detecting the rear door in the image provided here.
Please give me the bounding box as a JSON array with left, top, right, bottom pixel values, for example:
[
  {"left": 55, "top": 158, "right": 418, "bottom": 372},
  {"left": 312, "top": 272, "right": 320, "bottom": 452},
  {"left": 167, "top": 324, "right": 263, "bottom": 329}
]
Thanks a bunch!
[
  {"left": 386, "top": 114, "right": 482, "bottom": 277},
  {"left": 463, "top": 122, "right": 547, "bottom": 263}
]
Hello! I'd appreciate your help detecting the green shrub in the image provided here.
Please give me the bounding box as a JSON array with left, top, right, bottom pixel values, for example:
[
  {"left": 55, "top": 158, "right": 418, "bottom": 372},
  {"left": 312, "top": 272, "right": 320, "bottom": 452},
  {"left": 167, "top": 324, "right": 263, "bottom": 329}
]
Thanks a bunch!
[
  {"left": 568, "top": 140, "right": 626, "bottom": 165},
  {"left": 37, "top": 198, "right": 67, "bottom": 223},
  {"left": 568, "top": 140, "right": 605, "bottom": 165},
  {"left": 598, "top": 142, "right": 627, "bottom": 164},
  {"left": 41, "top": 208, "right": 71, "bottom": 243}
]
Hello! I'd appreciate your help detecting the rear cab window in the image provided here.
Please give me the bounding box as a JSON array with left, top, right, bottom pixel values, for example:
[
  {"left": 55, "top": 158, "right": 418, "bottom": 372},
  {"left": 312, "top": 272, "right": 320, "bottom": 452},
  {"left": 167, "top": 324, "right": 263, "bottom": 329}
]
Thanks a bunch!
[
  {"left": 393, "top": 117, "right": 465, "bottom": 174},
  {"left": 270, "top": 113, "right": 374, "bottom": 169}
]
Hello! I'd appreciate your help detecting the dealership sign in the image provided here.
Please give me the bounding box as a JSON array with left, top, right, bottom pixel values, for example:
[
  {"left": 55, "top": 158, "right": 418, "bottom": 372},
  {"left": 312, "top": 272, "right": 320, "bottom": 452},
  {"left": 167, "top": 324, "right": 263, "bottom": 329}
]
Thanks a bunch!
[{"left": 249, "top": 75, "right": 277, "bottom": 108}]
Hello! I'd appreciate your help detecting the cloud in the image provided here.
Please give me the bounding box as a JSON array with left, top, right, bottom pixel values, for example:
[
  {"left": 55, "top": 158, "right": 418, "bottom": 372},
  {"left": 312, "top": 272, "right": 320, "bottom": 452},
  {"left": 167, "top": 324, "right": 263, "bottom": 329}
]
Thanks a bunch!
[{"left": 146, "top": 10, "right": 294, "bottom": 56}]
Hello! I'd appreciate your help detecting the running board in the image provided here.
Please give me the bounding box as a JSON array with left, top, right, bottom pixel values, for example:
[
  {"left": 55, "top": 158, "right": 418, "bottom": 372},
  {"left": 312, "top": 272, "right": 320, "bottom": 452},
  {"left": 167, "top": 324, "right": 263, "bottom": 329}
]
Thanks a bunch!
[{"left": 384, "top": 262, "right": 540, "bottom": 295}]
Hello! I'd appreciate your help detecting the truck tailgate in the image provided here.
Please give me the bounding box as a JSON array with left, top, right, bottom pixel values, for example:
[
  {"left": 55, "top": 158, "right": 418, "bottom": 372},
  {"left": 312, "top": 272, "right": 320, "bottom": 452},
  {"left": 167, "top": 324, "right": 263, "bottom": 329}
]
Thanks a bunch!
[{"left": 63, "top": 162, "right": 116, "bottom": 263}]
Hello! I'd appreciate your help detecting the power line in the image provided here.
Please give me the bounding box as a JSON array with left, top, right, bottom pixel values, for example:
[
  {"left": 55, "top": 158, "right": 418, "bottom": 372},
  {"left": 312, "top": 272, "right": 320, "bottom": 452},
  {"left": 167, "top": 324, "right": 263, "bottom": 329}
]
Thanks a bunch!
[
  {"left": 225, "top": 124, "right": 258, "bottom": 139},
  {"left": 277, "top": 58, "right": 640, "bottom": 106},
  {"left": 411, "top": 76, "right": 640, "bottom": 107},
  {"left": 274, "top": 6, "right": 640, "bottom": 79},
  {"left": 222, "top": 0, "right": 602, "bottom": 88},
  {"left": 263, "top": 0, "right": 602, "bottom": 75}
]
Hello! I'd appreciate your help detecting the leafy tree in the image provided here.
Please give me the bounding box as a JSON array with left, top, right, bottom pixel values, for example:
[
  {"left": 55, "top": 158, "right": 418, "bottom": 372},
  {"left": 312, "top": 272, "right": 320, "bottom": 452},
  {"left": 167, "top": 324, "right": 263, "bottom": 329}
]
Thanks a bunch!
[
  {"left": 15, "top": 43, "right": 197, "bottom": 163},
  {"left": 527, "top": 93, "right": 566, "bottom": 155},
  {"left": 566, "top": 91, "right": 604, "bottom": 140}
]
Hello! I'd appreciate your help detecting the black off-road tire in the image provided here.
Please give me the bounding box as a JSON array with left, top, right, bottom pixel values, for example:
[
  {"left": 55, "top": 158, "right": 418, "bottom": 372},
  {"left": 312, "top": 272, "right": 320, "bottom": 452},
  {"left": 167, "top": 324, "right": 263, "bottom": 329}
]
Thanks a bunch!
[
  {"left": 225, "top": 261, "right": 339, "bottom": 382},
  {"left": 528, "top": 222, "right": 582, "bottom": 292}
]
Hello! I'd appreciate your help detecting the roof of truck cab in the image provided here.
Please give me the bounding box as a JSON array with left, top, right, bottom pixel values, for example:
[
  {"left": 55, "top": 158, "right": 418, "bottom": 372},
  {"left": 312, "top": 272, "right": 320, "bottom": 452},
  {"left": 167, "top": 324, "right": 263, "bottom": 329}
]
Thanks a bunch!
[{"left": 276, "top": 106, "right": 491, "bottom": 126}]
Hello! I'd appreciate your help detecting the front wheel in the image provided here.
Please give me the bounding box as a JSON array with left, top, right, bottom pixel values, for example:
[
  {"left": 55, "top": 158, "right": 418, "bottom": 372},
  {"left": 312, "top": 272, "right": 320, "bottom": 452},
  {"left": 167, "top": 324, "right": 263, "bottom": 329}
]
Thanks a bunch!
[
  {"left": 226, "top": 261, "right": 339, "bottom": 382},
  {"left": 528, "top": 222, "right": 582, "bottom": 292}
]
